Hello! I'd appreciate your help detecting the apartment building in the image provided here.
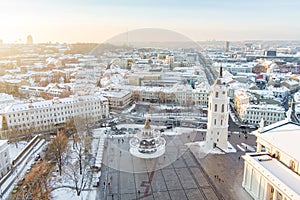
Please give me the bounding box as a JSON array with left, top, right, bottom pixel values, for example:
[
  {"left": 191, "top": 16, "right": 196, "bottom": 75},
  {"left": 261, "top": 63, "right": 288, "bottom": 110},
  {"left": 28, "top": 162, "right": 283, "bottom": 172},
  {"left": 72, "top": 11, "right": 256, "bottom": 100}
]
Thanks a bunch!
[
  {"left": 239, "top": 103, "right": 285, "bottom": 126},
  {"left": 0, "top": 95, "right": 109, "bottom": 136}
]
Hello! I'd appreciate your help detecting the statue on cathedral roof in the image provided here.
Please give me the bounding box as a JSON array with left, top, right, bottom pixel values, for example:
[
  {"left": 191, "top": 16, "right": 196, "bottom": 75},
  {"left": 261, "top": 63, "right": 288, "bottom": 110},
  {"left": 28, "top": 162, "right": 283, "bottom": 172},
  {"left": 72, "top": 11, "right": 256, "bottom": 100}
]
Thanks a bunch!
[{"left": 144, "top": 115, "right": 151, "bottom": 129}]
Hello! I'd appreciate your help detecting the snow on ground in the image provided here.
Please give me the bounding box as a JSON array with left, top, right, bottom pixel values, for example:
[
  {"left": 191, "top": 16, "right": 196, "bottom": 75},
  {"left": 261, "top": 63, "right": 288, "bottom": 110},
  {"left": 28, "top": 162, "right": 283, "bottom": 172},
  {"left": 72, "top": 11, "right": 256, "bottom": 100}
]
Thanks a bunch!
[
  {"left": 237, "top": 144, "right": 245, "bottom": 152},
  {"left": 2, "top": 139, "right": 46, "bottom": 200},
  {"left": 51, "top": 124, "right": 237, "bottom": 199},
  {"left": 9, "top": 141, "right": 28, "bottom": 161},
  {"left": 51, "top": 130, "right": 106, "bottom": 200},
  {"left": 51, "top": 188, "right": 96, "bottom": 200},
  {"left": 121, "top": 103, "right": 136, "bottom": 114},
  {"left": 186, "top": 141, "right": 236, "bottom": 156},
  {"left": 241, "top": 143, "right": 255, "bottom": 152}
]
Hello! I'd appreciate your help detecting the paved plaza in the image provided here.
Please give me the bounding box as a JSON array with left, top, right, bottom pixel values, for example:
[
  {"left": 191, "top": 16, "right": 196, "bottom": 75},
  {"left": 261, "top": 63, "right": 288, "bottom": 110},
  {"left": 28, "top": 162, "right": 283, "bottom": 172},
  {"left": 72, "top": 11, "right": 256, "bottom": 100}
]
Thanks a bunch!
[{"left": 97, "top": 130, "right": 255, "bottom": 200}]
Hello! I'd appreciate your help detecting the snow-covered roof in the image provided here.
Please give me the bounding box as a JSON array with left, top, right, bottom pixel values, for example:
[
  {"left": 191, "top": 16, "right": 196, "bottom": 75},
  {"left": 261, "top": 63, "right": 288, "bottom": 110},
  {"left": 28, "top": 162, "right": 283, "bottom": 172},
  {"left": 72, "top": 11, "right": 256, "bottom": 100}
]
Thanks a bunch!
[
  {"left": 259, "top": 121, "right": 300, "bottom": 161},
  {"left": 101, "top": 89, "right": 131, "bottom": 98},
  {"left": 243, "top": 103, "right": 284, "bottom": 111},
  {"left": 0, "top": 93, "right": 14, "bottom": 102},
  {"left": 0, "top": 139, "right": 8, "bottom": 147},
  {"left": 2, "top": 95, "right": 107, "bottom": 113},
  {"left": 244, "top": 153, "right": 300, "bottom": 199}
]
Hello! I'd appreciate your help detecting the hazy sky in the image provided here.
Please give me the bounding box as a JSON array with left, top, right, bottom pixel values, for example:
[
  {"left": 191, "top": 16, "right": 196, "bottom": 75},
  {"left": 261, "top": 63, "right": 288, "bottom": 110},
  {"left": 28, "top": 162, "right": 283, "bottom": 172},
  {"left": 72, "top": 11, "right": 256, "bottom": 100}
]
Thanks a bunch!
[{"left": 0, "top": 0, "right": 299, "bottom": 43}]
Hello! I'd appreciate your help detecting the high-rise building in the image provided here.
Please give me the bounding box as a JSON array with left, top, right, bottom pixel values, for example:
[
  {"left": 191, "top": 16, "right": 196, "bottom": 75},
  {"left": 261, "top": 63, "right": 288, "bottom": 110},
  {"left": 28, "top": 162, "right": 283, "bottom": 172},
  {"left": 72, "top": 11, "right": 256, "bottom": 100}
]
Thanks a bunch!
[
  {"left": 26, "top": 35, "right": 33, "bottom": 45},
  {"left": 264, "top": 50, "right": 276, "bottom": 57},
  {"left": 224, "top": 41, "right": 230, "bottom": 52},
  {"left": 206, "top": 67, "right": 229, "bottom": 150}
]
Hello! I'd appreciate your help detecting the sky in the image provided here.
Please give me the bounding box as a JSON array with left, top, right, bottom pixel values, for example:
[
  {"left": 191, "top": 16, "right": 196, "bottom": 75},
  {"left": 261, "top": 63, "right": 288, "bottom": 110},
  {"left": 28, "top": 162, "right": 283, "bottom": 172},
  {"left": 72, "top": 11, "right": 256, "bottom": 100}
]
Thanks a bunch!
[{"left": 0, "top": 0, "right": 299, "bottom": 43}]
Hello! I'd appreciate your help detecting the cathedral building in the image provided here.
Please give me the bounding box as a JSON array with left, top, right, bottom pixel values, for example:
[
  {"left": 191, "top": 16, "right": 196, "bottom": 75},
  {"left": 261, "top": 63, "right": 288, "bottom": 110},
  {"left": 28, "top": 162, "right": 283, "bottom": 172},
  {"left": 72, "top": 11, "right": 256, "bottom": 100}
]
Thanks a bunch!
[{"left": 242, "top": 115, "right": 300, "bottom": 200}]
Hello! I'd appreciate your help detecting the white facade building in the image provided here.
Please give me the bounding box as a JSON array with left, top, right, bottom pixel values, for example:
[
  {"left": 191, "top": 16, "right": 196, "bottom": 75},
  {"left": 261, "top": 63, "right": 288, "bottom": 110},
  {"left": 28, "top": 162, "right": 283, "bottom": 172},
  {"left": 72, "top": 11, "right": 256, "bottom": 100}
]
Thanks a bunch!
[
  {"left": 206, "top": 68, "right": 229, "bottom": 150},
  {"left": 0, "top": 95, "right": 109, "bottom": 136},
  {"left": 293, "top": 91, "right": 300, "bottom": 120},
  {"left": 0, "top": 140, "right": 11, "bottom": 179},
  {"left": 234, "top": 90, "right": 250, "bottom": 116},
  {"left": 101, "top": 89, "right": 133, "bottom": 109},
  {"left": 242, "top": 118, "right": 300, "bottom": 200},
  {"left": 118, "top": 84, "right": 209, "bottom": 107},
  {"left": 239, "top": 103, "right": 285, "bottom": 126},
  {"left": 213, "top": 62, "right": 257, "bottom": 74}
]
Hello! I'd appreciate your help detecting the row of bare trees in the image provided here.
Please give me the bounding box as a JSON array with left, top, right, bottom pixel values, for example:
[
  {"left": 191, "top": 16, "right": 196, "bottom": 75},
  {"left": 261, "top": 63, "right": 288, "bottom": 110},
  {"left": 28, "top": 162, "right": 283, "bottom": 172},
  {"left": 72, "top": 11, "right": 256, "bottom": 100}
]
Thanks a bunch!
[{"left": 11, "top": 116, "right": 93, "bottom": 199}]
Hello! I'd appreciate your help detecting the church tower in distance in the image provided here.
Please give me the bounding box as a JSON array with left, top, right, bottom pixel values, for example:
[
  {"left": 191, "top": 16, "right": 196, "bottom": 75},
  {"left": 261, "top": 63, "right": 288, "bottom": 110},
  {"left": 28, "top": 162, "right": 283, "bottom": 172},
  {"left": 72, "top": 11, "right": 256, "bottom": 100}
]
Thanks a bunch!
[{"left": 206, "top": 66, "right": 229, "bottom": 151}]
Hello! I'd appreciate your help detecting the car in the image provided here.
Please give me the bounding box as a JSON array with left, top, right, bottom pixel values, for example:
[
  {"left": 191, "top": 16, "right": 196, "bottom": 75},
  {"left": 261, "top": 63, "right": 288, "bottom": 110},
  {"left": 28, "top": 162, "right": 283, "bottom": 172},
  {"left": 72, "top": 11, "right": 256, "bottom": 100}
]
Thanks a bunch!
[
  {"left": 166, "top": 125, "right": 172, "bottom": 129},
  {"left": 34, "top": 154, "right": 41, "bottom": 161}
]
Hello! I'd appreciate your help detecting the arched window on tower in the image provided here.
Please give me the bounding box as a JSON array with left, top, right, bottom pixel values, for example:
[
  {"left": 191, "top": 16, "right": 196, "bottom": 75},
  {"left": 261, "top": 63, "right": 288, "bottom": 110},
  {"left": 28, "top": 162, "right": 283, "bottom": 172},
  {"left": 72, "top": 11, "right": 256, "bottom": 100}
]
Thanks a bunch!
[
  {"left": 290, "top": 160, "right": 296, "bottom": 172},
  {"left": 215, "top": 92, "right": 219, "bottom": 98},
  {"left": 214, "top": 104, "right": 217, "bottom": 112},
  {"left": 221, "top": 104, "right": 225, "bottom": 112}
]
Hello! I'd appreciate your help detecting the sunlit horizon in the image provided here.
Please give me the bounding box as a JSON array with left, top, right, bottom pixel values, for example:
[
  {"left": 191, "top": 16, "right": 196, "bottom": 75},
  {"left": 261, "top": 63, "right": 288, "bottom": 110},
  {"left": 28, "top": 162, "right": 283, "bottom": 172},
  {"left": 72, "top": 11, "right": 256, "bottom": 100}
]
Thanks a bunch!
[{"left": 0, "top": 0, "right": 299, "bottom": 43}]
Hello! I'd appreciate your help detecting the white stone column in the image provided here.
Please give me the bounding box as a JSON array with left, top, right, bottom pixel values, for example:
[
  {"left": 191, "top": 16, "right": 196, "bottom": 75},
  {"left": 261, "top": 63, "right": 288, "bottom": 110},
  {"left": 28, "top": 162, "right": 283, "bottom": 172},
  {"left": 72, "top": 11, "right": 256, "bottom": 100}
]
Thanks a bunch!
[
  {"left": 257, "top": 143, "right": 262, "bottom": 153},
  {"left": 273, "top": 189, "right": 277, "bottom": 200}
]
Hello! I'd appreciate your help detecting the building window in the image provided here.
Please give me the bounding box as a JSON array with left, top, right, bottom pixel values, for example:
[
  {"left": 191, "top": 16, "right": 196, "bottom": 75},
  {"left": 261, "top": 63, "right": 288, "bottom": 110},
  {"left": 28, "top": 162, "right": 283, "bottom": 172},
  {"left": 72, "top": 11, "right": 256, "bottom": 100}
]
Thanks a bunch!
[
  {"left": 221, "top": 120, "right": 223, "bottom": 126},
  {"left": 290, "top": 160, "right": 296, "bottom": 171},
  {"left": 214, "top": 119, "right": 216, "bottom": 125},
  {"left": 221, "top": 104, "right": 225, "bottom": 112},
  {"left": 214, "top": 104, "right": 217, "bottom": 112},
  {"left": 215, "top": 92, "right": 219, "bottom": 98}
]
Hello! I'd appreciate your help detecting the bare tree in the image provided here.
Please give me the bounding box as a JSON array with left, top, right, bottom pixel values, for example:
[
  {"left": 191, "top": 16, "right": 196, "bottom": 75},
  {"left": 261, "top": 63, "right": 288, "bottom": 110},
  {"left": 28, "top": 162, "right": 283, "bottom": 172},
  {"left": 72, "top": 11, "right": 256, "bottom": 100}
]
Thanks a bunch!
[
  {"left": 73, "top": 116, "right": 92, "bottom": 175},
  {"left": 65, "top": 160, "right": 91, "bottom": 196},
  {"left": 48, "top": 131, "right": 69, "bottom": 176}
]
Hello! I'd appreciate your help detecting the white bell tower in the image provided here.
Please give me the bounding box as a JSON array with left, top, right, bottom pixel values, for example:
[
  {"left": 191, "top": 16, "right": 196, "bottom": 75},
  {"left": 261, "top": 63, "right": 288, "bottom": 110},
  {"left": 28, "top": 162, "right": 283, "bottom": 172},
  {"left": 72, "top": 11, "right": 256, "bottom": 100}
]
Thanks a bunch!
[{"left": 206, "top": 66, "right": 229, "bottom": 151}]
